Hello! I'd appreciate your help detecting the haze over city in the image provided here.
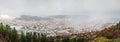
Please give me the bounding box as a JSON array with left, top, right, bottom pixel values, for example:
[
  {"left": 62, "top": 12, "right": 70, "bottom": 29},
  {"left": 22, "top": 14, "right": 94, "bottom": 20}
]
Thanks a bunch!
[{"left": 0, "top": 0, "right": 120, "bottom": 42}]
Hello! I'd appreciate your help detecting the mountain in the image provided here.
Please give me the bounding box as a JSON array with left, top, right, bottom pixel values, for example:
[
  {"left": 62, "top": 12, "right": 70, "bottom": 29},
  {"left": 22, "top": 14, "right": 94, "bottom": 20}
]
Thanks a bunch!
[
  {"left": 15, "top": 15, "right": 69, "bottom": 20},
  {"left": 48, "top": 15, "right": 69, "bottom": 19},
  {"left": 15, "top": 15, "right": 42, "bottom": 20}
]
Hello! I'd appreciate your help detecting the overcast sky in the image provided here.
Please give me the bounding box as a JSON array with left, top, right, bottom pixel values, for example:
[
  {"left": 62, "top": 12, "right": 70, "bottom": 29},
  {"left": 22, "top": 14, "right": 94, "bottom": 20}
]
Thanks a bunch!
[{"left": 0, "top": 0, "right": 120, "bottom": 17}]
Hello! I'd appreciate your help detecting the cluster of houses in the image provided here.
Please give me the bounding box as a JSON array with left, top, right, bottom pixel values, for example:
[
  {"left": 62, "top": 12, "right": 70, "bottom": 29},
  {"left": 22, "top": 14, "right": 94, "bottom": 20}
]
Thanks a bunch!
[{"left": 0, "top": 19, "right": 114, "bottom": 36}]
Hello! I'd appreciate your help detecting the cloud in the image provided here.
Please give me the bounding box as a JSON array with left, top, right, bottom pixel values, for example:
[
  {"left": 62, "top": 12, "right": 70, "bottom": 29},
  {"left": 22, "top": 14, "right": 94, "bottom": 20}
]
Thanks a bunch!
[{"left": 0, "top": 0, "right": 119, "bottom": 17}]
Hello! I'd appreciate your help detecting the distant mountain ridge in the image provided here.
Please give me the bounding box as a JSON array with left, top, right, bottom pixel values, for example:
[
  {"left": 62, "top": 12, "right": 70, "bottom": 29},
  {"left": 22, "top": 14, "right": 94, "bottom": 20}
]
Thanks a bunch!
[
  {"left": 15, "top": 15, "right": 120, "bottom": 23},
  {"left": 15, "top": 15, "right": 69, "bottom": 20}
]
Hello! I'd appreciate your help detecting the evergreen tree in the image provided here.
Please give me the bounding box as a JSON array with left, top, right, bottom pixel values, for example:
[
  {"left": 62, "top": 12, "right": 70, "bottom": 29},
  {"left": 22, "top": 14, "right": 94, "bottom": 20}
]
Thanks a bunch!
[
  {"left": 26, "top": 32, "right": 32, "bottom": 42},
  {"left": 10, "top": 28, "right": 18, "bottom": 42},
  {"left": 0, "top": 23, "right": 3, "bottom": 37},
  {"left": 20, "top": 32, "right": 26, "bottom": 42},
  {"left": 37, "top": 33, "right": 41, "bottom": 42},
  {"left": 40, "top": 33, "right": 47, "bottom": 42}
]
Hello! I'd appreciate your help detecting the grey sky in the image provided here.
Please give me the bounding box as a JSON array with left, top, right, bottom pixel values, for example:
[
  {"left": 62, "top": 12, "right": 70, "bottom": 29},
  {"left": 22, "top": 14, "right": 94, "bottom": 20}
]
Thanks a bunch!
[{"left": 0, "top": 0, "right": 120, "bottom": 17}]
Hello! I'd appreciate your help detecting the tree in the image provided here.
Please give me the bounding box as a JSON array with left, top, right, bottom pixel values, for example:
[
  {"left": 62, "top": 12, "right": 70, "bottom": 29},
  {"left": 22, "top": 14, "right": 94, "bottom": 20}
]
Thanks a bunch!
[
  {"left": 40, "top": 33, "right": 47, "bottom": 42},
  {"left": 20, "top": 32, "right": 26, "bottom": 42},
  {"left": 0, "top": 23, "right": 3, "bottom": 37},
  {"left": 10, "top": 28, "right": 18, "bottom": 42}
]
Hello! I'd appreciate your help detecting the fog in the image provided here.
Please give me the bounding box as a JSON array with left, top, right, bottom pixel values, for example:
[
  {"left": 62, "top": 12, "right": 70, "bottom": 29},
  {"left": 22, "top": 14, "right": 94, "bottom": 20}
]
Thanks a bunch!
[
  {"left": 0, "top": 0, "right": 120, "bottom": 33},
  {"left": 0, "top": 0, "right": 120, "bottom": 19}
]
